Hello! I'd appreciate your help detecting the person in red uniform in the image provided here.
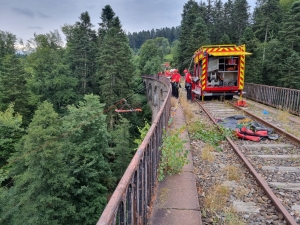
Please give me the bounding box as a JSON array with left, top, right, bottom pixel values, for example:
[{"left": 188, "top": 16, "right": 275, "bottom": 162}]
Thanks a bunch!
[
  {"left": 184, "top": 69, "right": 192, "bottom": 101},
  {"left": 171, "top": 69, "right": 181, "bottom": 98}
]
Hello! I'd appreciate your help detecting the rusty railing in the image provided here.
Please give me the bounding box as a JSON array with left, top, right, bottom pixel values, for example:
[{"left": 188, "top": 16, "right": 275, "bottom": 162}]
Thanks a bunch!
[
  {"left": 244, "top": 83, "right": 300, "bottom": 116},
  {"left": 97, "top": 75, "right": 171, "bottom": 225}
]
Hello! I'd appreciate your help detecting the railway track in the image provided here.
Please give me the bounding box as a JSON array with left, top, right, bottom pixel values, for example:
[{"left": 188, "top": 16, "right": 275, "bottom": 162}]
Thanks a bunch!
[{"left": 187, "top": 99, "right": 300, "bottom": 224}]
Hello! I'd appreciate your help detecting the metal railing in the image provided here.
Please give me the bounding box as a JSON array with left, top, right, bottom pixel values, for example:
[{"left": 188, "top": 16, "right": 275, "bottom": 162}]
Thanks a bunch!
[
  {"left": 244, "top": 83, "right": 300, "bottom": 116},
  {"left": 97, "top": 75, "right": 171, "bottom": 225}
]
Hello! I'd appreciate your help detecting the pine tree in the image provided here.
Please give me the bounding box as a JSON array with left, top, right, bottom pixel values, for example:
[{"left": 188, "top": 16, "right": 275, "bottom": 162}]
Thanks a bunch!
[
  {"left": 191, "top": 17, "right": 210, "bottom": 49},
  {"left": 223, "top": 0, "right": 235, "bottom": 42},
  {"left": 26, "top": 32, "right": 78, "bottom": 112},
  {"left": 280, "top": 1, "right": 300, "bottom": 52},
  {"left": 62, "top": 12, "right": 98, "bottom": 96},
  {"left": 241, "top": 27, "right": 264, "bottom": 83},
  {"left": 96, "top": 14, "right": 136, "bottom": 128},
  {"left": 232, "top": 0, "right": 250, "bottom": 44},
  {"left": 177, "top": 0, "right": 201, "bottom": 72},
  {"left": 61, "top": 94, "right": 114, "bottom": 224},
  {"left": 0, "top": 104, "right": 23, "bottom": 168},
  {"left": 0, "top": 31, "right": 16, "bottom": 65},
  {"left": 0, "top": 54, "right": 31, "bottom": 124},
  {"left": 211, "top": 0, "right": 225, "bottom": 43},
  {"left": 110, "top": 117, "right": 132, "bottom": 179},
  {"left": 252, "top": 0, "right": 283, "bottom": 42},
  {"left": 279, "top": 51, "right": 300, "bottom": 89},
  {"left": 98, "top": 5, "right": 116, "bottom": 45},
  {"left": 219, "top": 34, "right": 232, "bottom": 44},
  {"left": 1, "top": 101, "right": 76, "bottom": 225}
]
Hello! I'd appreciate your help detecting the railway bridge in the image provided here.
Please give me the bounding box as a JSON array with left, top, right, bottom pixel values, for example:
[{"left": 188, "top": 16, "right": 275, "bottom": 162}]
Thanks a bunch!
[{"left": 97, "top": 75, "right": 300, "bottom": 225}]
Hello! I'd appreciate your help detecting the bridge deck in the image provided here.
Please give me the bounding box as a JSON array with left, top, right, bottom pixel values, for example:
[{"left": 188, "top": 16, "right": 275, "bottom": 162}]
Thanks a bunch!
[{"left": 149, "top": 99, "right": 202, "bottom": 225}]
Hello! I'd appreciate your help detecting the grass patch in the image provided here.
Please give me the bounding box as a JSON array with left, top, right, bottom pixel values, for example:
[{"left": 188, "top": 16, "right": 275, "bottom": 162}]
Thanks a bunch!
[
  {"left": 180, "top": 94, "right": 194, "bottom": 123},
  {"left": 224, "top": 165, "right": 241, "bottom": 181},
  {"left": 277, "top": 108, "right": 290, "bottom": 123},
  {"left": 235, "top": 186, "right": 250, "bottom": 199},
  {"left": 223, "top": 207, "right": 246, "bottom": 225},
  {"left": 171, "top": 97, "right": 177, "bottom": 107},
  {"left": 204, "top": 184, "right": 229, "bottom": 212},
  {"left": 201, "top": 144, "right": 215, "bottom": 162}
]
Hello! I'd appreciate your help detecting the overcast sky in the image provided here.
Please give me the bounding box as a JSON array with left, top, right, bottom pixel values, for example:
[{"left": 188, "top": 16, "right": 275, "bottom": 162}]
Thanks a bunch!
[{"left": 0, "top": 0, "right": 256, "bottom": 44}]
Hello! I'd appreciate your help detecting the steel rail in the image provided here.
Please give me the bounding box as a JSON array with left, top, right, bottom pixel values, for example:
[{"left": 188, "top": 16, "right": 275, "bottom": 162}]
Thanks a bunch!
[{"left": 196, "top": 100, "right": 298, "bottom": 225}]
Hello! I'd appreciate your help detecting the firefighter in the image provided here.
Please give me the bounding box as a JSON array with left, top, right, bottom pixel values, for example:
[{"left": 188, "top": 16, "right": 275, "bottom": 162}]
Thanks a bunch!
[
  {"left": 184, "top": 69, "right": 192, "bottom": 101},
  {"left": 171, "top": 69, "right": 181, "bottom": 98}
]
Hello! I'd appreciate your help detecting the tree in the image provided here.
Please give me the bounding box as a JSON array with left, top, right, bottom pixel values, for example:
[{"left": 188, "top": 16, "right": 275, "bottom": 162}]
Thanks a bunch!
[
  {"left": 0, "top": 31, "right": 16, "bottom": 64},
  {"left": 110, "top": 117, "right": 132, "bottom": 179},
  {"left": 241, "top": 27, "right": 264, "bottom": 83},
  {"left": 219, "top": 33, "right": 232, "bottom": 44},
  {"left": 61, "top": 94, "right": 115, "bottom": 224},
  {"left": 138, "top": 39, "right": 163, "bottom": 74},
  {"left": 1, "top": 101, "right": 76, "bottom": 225},
  {"left": 96, "top": 14, "right": 136, "bottom": 128},
  {"left": 232, "top": 0, "right": 251, "bottom": 44},
  {"left": 98, "top": 5, "right": 116, "bottom": 45},
  {"left": 0, "top": 54, "right": 31, "bottom": 124},
  {"left": 280, "top": 1, "right": 300, "bottom": 52},
  {"left": 177, "top": 0, "right": 201, "bottom": 72},
  {"left": 210, "top": 0, "right": 225, "bottom": 43},
  {"left": 279, "top": 51, "right": 300, "bottom": 89},
  {"left": 191, "top": 17, "right": 210, "bottom": 50},
  {"left": 26, "top": 32, "right": 78, "bottom": 112},
  {"left": 62, "top": 12, "right": 98, "bottom": 96},
  {"left": 252, "top": 0, "right": 283, "bottom": 42},
  {"left": 0, "top": 104, "right": 23, "bottom": 169}
]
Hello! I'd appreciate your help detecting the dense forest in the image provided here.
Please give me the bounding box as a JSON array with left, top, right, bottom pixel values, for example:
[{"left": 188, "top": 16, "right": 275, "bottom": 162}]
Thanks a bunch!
[
  {"left": 0, "top": 5, "right": 152, "bottom": 225},
  {"left": 0, "top": 0, "right": 300, "bottom": 224}
]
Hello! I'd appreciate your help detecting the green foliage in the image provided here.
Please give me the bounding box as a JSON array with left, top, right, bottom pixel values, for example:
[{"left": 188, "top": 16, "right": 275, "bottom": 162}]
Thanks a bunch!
[
  {"left": 0, "top": 31, "right": 16, "bottom": 62},
  {"left": 62, "top": 11, "right": 98, "bottom": 96},
  {"left": 219, "top": 34, "right": 232, "bottom": 44},
  {"left": 26, "top": 31, "right": 78, "bottom": 112},
  {"left": 158, "top": 128, "right": 188, "bottom": 181},
  {"left": 280, "top": 1, "right": 300, "bottom": 52},
  {"left": 127, "top": 27, "right": 180, "bottom": 50},
  {"left": 110, "top": 117, "right": 132, "bottom": 179},
  {"left": 252, "top": 0, "right": 284, "bottom": 42},
  {"left": 0, "top": 104, "right": 23, "bottom": 168},
  {"left": 190, "top": 121, "right": 233, "bottom": 147},
  {"left": 139, "top": 39, "right": 164, "bottom": 74},
  {"left": 134, "top": 120, "right": 151, "bottom": 149},
  {"left": 1, "top": 101, "right": 73, "bottom": 225},
  {"left": 61, "top": 94, "right": 115, "bottom": 224},
  {"left": 96, "top": 10, "right": 137, "bottom": 129},
  {"left": 177, "top": 0, "right": 201, "bottom": 71},
  {"left": 1, "top": 96, "right": 115, "bottom": 225},
  {"left": 0, "top": 53, "right": 32, "bottom": 124}
]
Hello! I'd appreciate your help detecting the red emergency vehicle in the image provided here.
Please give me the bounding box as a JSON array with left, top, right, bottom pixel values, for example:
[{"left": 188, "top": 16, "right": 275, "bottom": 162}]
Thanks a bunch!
[{"left": 192, "top": 44, "right": 252, "bottom": 100}]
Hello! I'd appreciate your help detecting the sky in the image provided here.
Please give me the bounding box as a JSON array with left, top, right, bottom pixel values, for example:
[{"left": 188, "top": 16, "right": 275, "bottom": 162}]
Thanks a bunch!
[{"left": 0, "top": 0, "right": 256, "bottom": 45}]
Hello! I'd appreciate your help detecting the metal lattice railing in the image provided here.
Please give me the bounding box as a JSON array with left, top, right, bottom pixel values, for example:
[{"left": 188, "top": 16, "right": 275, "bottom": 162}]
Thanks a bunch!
[
  {"left": 96, "top": 75, "right": 171, "bottom": 225},
  {"left": 244, "top": 83, "right": 300, "bottom": 116}
]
